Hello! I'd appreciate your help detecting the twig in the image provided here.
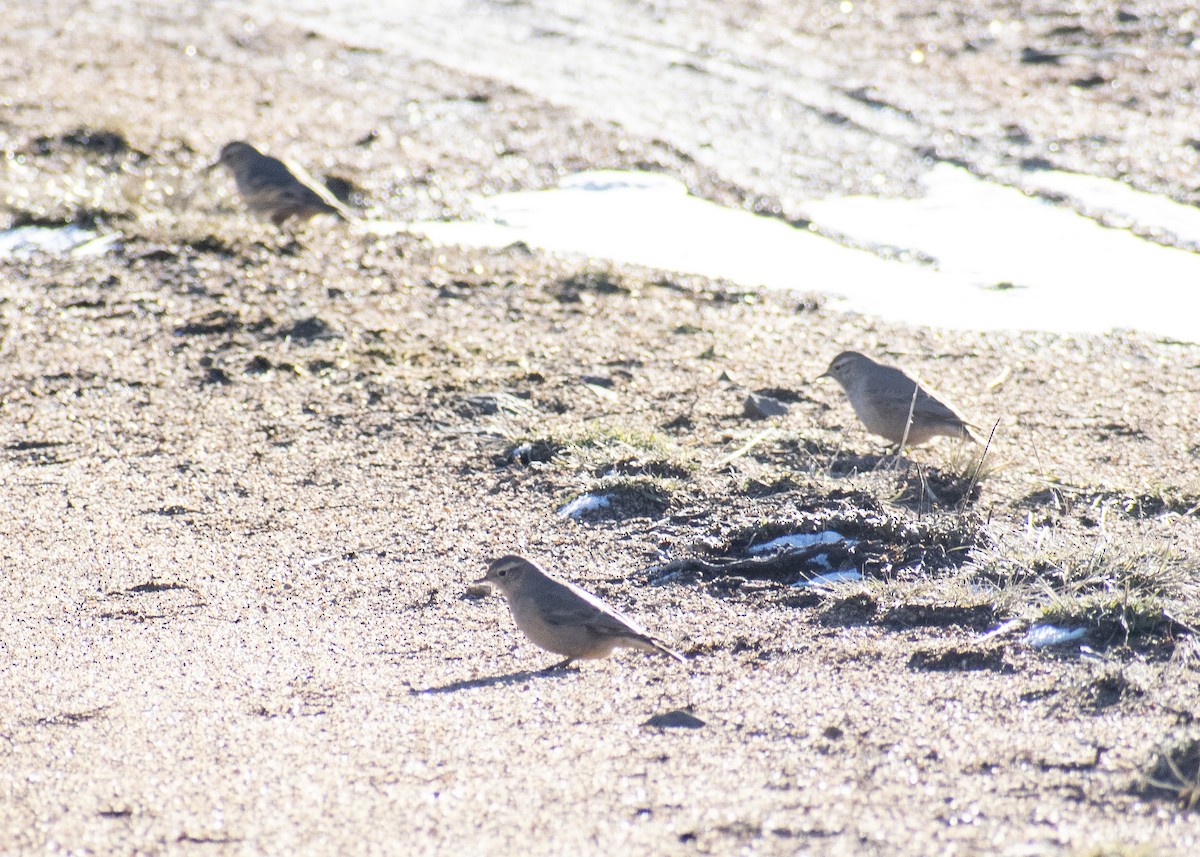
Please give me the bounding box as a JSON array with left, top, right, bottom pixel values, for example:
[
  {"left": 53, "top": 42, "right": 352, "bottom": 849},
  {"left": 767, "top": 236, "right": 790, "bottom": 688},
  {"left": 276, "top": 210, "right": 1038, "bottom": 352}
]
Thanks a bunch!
[
  {"left": 898, "top": 379, "right": 919, "bottom": 455},
  {"left": 958, "top": 417, "right": 1000, "bottom": 512},
  {"left": 714, "top": 428, "right": 777, "bottom": 468}
]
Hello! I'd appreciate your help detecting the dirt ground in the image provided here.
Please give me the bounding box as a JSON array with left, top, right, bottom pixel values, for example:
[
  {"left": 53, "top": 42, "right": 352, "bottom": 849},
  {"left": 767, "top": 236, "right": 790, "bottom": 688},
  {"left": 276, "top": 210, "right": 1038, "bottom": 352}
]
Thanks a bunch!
[{"left": 2, "top": 1, "right": 1200, "bottom": 854}]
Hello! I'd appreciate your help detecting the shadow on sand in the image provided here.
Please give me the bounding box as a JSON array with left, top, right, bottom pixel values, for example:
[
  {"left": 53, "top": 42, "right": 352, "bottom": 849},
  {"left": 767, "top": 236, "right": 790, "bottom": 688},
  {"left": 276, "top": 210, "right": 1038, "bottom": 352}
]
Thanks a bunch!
[{"left": 407, "top": 665, "right": 576, "bottom": 695}]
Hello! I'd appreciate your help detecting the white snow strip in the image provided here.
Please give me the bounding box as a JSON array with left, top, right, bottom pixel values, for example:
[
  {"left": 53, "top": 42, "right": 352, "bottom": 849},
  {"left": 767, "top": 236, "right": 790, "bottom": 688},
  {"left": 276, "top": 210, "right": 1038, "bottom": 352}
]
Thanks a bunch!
[
  {"left": 0, "top": 224, "right": 118, "bottom": 258},
  {"left": 748, "top": 530, "right": 846, "bottom": 554},
  {"left": 557, "top": 493, "right": 612, "bottom": 519},
  {"left": 791, "top": 568, "right": 863, "bottom": 588},
  {"left": 409, "top": 166, "right": 1200, "bottom": 341},
  {"left": 1022, "top": 624, "right": 1087, "bottom": 648}
]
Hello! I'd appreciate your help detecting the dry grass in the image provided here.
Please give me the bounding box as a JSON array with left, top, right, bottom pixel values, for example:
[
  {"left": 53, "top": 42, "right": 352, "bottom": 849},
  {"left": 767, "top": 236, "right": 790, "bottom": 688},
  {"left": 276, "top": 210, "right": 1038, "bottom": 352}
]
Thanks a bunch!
[{"left": 1140, "top": 735, "right": 1200, "bottom": 812}]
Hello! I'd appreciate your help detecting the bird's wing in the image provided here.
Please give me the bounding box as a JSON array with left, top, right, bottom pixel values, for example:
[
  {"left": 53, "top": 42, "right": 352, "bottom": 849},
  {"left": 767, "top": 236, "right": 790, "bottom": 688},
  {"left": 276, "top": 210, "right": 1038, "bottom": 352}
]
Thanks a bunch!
[
  {"left": 240, "top": 155, "right": 303, "bottom": 193},
  {"left": 537, "top": 578, "right": 652, "bottom": 638},
  {"left": 539, "top": 576, "right": 686, "bottom": 661},
  {"left": 282, "top": 158, "right": 353, "bottom": 216},
  {"left": 913, "top": 390, "right": 968, "bottom": 424},
  {"left": 870, "top": 368, "right": 970, "bottom": 424},
  {"left": 242, "top": 155, "right": 349, "bottom": 217}
]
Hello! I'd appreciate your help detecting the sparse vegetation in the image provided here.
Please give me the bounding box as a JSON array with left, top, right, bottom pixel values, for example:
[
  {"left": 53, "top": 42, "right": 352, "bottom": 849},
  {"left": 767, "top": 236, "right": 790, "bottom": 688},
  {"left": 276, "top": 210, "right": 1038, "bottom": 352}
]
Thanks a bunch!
[
  {"left": 559, "top": 475, "right": 676, "bottom": 522},
  {"left": 6, "top": 0, "right": 1200, "bottom": 853},
  {"left": 1140, "top": 735, "right": 1200, "bottom": 811},
  {"left": 962, "top": 529, "right": 1197, "bottom": 650},
  {"left": 503, "top": 423, "right": 695, "bottom": 477}
]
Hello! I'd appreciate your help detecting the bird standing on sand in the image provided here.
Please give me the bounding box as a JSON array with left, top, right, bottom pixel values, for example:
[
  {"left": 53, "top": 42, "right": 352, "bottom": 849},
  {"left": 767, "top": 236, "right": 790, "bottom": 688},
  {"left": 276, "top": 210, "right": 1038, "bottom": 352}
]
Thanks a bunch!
[
  {"left": 476, "top": 554, "right": 687, "bottom": 669},
  {"left": 209, "top": 141, "right": 351, "bottom": 227},
  {"left": 819, "top": 350, "right": 982, "bottom": 448}
]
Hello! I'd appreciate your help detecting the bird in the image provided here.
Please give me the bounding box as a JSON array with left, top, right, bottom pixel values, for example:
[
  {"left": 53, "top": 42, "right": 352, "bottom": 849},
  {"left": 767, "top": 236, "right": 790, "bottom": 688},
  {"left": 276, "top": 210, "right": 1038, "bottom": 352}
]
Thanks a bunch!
[
  {"left": 475, "top": 554, "right": 687, "bottom": 670},
  {"left": 208, "top": 141, "right": 352, "bottom": 227},
  {"left": 819, "top": 350, "right": 982, "bottom": 448}
]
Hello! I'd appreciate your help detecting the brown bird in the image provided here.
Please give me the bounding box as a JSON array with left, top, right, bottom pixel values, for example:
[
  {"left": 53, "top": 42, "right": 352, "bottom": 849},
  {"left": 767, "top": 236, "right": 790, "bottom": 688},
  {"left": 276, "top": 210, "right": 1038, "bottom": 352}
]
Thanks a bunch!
[
  {"left": 819, "top": 350, "right": 982, "bottom": 448},
  {"left": 209, "top": 141, "right": 351, "bottom": 227},
  {"left": 476, "top": 554, "right": 687, "bottom": 670}
]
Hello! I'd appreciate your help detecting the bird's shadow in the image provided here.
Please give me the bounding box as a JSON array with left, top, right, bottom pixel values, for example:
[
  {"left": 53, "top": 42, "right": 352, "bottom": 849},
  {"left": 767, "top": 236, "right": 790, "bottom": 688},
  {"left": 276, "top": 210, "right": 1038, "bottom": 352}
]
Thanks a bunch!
[
  {"left": 407, "top": 666, "right": 576, "bottom": 695},
  {"left": 826, "top": 449, "right": 905, "bottom": 476}
]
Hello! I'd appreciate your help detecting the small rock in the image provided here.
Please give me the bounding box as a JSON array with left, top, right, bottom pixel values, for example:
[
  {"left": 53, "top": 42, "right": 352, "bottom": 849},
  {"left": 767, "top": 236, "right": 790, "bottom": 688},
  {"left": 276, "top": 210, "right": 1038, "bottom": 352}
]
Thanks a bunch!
[
  {"left": 744, "top": 392, "right": 789, "bottom": 419},
  {"left": 642, "top": 708, "right": 706, "bottom": 730},
  {"left": 504, "top": 440, "right": 559, "bottom": 465},
  {"left": 1019, "top": 47, "right": 1062, "bottom": 65},
  {"left": 463, "top": 583, "right": 492, "bottom": 599},
  {"left": 281, "top": 316, "right": 337, "bottom": 342},
  {"left": 245, "top": 355, "right": 272, "bottom": 375},
  {"left": 202, "top": 366, "right": 232, "bottom": 386}
]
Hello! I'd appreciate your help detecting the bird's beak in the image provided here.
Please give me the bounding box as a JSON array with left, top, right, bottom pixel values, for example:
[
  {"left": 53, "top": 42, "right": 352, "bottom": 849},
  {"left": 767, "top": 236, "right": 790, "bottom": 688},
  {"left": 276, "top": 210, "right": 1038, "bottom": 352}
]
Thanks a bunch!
[
  {"left": 815, "top": 370, "right": 831, "bottom": 381},
  {"left": 472, "top": 575, "right": 490, "bottom": 586}
]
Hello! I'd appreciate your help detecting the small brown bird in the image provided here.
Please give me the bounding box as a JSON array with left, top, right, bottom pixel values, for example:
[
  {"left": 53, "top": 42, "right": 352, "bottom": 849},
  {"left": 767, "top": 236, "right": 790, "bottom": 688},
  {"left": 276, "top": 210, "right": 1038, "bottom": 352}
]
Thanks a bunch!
[
  {"left": 476, "top": 554, "right": 687, "bottom": 669},
  {"left": 819, "top": 350, "right": 982, "bottom": 448},
  {"left": 209, "top": 141, "right": 351, "bottom": 227}
]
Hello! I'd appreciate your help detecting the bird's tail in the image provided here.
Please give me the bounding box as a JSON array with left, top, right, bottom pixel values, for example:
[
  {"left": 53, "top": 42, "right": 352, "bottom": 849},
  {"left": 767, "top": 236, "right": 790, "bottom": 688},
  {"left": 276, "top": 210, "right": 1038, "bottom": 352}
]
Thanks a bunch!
[
  {"left": 648, "top": 636, "right": 688, "bottom": 663},
  {"left": 962, "top": 421, "right": 987, "bottom": 445}
]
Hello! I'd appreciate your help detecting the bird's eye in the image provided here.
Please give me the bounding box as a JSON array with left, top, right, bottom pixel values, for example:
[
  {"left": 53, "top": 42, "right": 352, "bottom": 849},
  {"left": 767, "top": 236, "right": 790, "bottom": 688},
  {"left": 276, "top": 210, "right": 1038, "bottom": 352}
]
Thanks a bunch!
[{"left": 498, "top": 569, "right": 507, "bottom": 577}]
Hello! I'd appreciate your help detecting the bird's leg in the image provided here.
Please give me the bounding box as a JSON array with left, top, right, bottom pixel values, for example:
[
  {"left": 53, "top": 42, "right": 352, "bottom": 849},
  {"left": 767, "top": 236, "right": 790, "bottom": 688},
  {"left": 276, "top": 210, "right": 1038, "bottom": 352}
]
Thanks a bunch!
[
  {"left": 543, "top": 657, "right": 576, "bottom": 672},
  {"left": 881, "top": 444, "right": 907, "bottom": 469}
]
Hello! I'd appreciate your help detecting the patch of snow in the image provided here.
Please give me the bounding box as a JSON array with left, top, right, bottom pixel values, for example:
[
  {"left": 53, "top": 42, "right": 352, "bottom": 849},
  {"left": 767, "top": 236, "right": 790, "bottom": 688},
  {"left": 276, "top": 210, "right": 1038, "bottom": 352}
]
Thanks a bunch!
[
  {"left": 1022, "top": 624, "right": 1087, "bottom": 648},
  {"left": 791, "top": 569, "right": 863, "bottom": 588},
  {"left": 0, "top": 225, "right": 119, "bottom": 258},
  {"left": 557, "top": 493, "right": 612, "bottom": 519},
  {"left": 748, "top": 530, "right": 845, "bottom": 554}
]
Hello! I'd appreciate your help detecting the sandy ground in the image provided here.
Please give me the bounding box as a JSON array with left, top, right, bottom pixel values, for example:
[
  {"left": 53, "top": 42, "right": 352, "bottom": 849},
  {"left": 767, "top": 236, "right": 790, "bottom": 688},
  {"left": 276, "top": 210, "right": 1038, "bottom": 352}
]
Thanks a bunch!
[{"left": 2, "top": 1, "right": 1200, "bottom": 854}]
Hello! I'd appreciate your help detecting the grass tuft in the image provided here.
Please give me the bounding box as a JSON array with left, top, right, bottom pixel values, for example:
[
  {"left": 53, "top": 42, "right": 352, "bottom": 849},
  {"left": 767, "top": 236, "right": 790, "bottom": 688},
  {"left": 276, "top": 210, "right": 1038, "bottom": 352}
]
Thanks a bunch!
[{"left": 1139, "top": 735, "right": 1200, "bottom": 811}]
